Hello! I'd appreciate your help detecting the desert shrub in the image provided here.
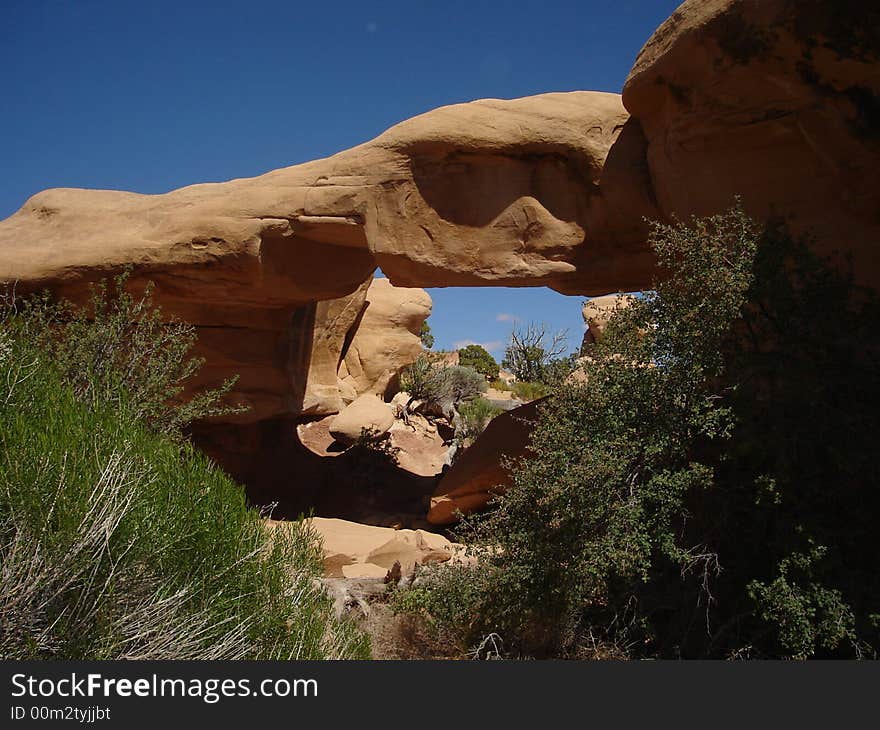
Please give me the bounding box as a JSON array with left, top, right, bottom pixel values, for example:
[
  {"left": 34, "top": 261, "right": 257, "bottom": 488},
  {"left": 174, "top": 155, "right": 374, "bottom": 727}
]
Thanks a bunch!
[
  {"left": 399, "top": 355, "right": 434, "bottom": 400},
  {"left": 344, "top": 427, "right": 401, "bottom": 490},
  {"left": 510, "top": 380, "right": 549, "bottom": 401},
  {"left": 0, "top": 282, "right": 368, "bottom": 660},
  {"left": 403, "top": 205, "right": 880, "bottom": 659},
  {"left": 434, "top": 365, "right": 487, "bottom": 403},
  {"left": 400, "top": 357, "right": 486, "bottom": 410},
  {"left": 457, "top": 397, "right": 505, "bottom": 445},
  {"left": 502, "top": 322, "right": 568, "bottom": 383},
  {"left": 6, "top": 271, "right": 243, "bottom": 439},
  {"left": 458, "top": 344, "right": 500, "bottom": 380},
  {"left": 489, "top": 378, "right": 511, "bottom": 392}
]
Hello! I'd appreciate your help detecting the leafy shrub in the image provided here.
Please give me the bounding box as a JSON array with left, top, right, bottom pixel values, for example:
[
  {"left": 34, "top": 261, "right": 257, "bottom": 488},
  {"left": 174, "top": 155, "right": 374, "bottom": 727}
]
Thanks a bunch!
[
  {"left": 457, "top": 397, "right": 505, "bottom": 445},
  {"left": 510, "top": 380, "right": 549, "bottom": 401},
  {"left": 540, "top": 354, "right": 579, "bottom": 386},
  {"left": 7, "top": 271, "right": 242, "bottom": 438},
  {"left": 345, "top": 427, "right": 401, "bottom": 490},
  {"left": 402, "top": 205, "right": 880, "bottom": 659},
  {"left": 400, "top": 357, "right": 486, "bottom": 411},
  {"left": 419, "top": 320, "right": 434, "bottom": 349},
  {"left": 434, "top": 366, "right": 487, "bottom": 404},
  {"left": 0, "top": 281, "right": 369, "bottom": 659},
  {"left": 458, "top": 345, "right": 500, "bottom": 380}
]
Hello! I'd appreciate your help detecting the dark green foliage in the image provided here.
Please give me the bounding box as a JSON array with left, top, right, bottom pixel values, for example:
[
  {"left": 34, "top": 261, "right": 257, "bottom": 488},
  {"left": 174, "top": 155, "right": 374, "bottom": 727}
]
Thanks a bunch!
[
  {"left": 404, "top": 206, "right": 880, "bottom": 659},
  {"left": 419, "top": 320, "right": 434, "bottom": 349},
  {"left": 0, "top": 280, "right": 369, "bottom": 659},
  {"left": 540, "top": 354, "right": 579, "bottom": 386},
  {"left": 345, "top": 428, "right": 401, "bottom": 490},
  {"left": 458, "top": 345, "right": 500, "bottom": 380}
]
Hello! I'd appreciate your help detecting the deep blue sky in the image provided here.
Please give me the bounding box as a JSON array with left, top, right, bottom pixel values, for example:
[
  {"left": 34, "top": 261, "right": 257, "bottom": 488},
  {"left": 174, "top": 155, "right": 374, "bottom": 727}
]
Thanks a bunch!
[{"left": 1, "top": 0, "right": 680, "bottom": 357}]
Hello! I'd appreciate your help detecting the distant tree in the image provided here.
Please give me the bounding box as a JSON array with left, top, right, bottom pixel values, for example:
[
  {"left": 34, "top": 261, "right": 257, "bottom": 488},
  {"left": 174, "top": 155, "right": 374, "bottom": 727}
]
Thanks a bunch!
[
  {"left": 502, "top": 322, "right": 568, "bottom": 383},
  {"left": 419, "top": 320, "right": 434, "bottom": 349},
  {"left": 458, "top": 344, "right": 499, "bottom": 380}
]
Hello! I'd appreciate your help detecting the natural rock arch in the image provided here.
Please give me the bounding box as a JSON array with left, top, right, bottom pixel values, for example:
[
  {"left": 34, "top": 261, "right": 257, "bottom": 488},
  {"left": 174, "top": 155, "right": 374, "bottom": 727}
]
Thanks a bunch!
[{"left": 1, "top": 0, "right": 876, "bottom": 517}]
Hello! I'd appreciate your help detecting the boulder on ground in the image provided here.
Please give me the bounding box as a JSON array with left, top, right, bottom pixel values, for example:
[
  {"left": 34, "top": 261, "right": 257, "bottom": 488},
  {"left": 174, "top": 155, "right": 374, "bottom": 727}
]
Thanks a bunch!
[
  {"left": 302, "top": 517, "right": 459, "bottom": 578},
  {"left": 328, "top": 394, "right": 395, "bottom": 445}
]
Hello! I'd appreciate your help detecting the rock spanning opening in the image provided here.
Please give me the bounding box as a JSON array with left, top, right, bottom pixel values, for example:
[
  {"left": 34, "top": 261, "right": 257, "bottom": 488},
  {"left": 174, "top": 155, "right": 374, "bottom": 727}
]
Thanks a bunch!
[{"left": 3, "top": 0, "right": 879, "bottom": 529}]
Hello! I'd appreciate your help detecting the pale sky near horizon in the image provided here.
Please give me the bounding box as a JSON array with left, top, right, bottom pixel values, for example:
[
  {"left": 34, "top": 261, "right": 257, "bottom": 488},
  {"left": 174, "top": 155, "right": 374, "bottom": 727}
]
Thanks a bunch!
[{"left": 1, "top": 0, "right": 681, "bottom": 356}]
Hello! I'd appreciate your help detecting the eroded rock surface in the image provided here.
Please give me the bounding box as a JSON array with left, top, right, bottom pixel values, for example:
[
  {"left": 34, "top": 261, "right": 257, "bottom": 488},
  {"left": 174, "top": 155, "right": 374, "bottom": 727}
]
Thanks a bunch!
[
  {"left": 0, "top": 91, "right": 656, "bottom": 422},
  {"left": 623, "top": 0, "right": 880, "bottom": 288},
  {"left": 337, "top": 278, "right": 431, "bottom": 402},
  {"left": 428, "top": 399, "right": 544, "bottom": 525}
]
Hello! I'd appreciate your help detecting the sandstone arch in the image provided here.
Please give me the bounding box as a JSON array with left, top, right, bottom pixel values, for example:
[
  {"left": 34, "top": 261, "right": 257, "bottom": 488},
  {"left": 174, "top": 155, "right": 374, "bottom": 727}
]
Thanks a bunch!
[
  {"left": 1, "top": 0, "right": 876, "bottom": 438},
  {"left": 0, "top": 91, "right": 658, "bottom": 421}
]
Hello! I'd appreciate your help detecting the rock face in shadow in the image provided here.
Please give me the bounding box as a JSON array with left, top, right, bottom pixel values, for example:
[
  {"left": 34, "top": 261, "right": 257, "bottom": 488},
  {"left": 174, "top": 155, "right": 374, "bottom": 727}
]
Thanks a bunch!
[
  {"left": 623, "top": 0, "right": 880, "bottom": 288},
  {"left": 427, "top": 399, "right": 544, "bottom": 525},
  {"left": 191, "top": 416, "right": 441, "bottom": 528}
]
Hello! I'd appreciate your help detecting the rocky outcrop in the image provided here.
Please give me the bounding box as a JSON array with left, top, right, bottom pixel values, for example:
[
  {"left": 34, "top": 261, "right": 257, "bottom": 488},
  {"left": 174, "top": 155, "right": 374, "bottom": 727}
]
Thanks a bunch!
[
  {"left": 337, "top": 278, "right": 431, "bottom": 402},
  {"left": 0, "top": 91, "right": 655, "bottom": 299},
  {"left": 328, "top": 394, "right": 395, "bottom": 445},
  {"left": 427, "top": 399, "right": 544, "bottom": 525},
  {"left": 581, "top": 293, "right": 636, "bottom": 347},
  {"left": 296, "top": 280, "right": 372, "bottom": 416},
  {"left": 623, "top": 0, "right": 880, "bottom": 289},
  {"left": 267, "top": 517, "right": 459, "bottom": 579},
  {"left": 2, "top": 0, "right": 877, "bottom": 525},
  {"left": 0, "top": 91, "right": 656, "bottom": 423}
]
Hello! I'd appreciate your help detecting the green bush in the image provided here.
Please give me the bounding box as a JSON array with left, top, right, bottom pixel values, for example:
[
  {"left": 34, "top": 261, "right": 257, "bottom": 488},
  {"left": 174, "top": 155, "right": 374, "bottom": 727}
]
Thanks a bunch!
[
  {"left": 457, "top": 397, "right": 505, "bottom": 445},
  {"left": 510, "top": 381, "right": 549, "bottom": 401},
  {"left": 458, "top": 345, "right": 500, "bottom": 381},
  {"left": 419, "top": 320, "right": 434, "bottom": 349},
  {"left": 0, "top": 282, "right": 369, "bottom": 659},
  {"left": 402, "top": 205, "right": 880, "bottom": 659},
  {"left": 400, "top": 357, "right": 486, "bottom": 411},
  {"left": 13, "top": 271, "right": 243, "bottom": 439}
]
